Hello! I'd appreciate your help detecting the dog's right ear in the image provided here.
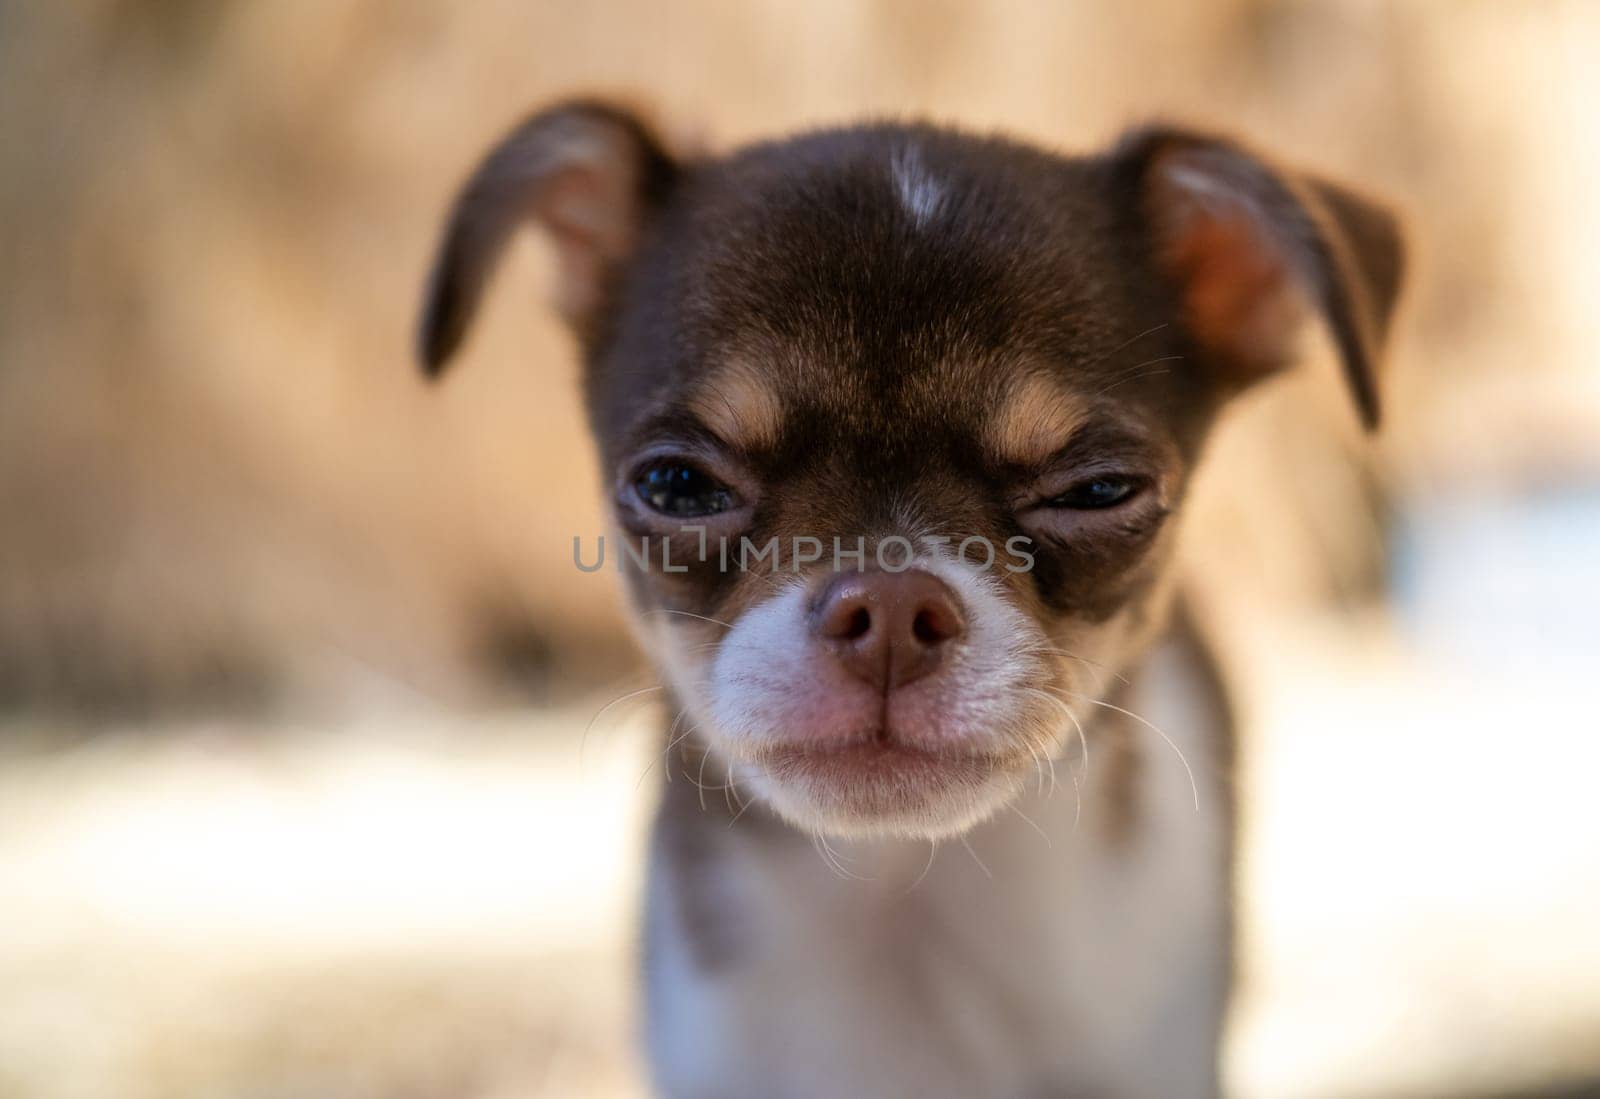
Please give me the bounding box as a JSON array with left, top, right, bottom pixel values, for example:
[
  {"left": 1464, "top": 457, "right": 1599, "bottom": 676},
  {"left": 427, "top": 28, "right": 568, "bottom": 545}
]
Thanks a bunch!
[
  {"left": 416, "top": 100, "right": 678, "bottom": 376},
  {"left": 1115, "top": 127, "right": 1405, "bottom": 430}
]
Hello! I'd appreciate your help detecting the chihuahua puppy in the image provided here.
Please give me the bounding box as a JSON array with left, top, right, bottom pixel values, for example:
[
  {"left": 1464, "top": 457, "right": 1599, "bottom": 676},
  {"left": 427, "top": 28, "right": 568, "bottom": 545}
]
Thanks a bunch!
[{"left": 417, "top": 101, "right": 1402, "bottom": 1098}]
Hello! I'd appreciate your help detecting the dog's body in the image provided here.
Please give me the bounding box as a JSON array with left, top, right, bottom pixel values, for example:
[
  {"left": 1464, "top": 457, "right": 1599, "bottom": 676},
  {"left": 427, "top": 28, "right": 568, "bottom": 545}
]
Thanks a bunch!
[{"left": 417, "top": 104, "right": 1402, "bottom": 1097}]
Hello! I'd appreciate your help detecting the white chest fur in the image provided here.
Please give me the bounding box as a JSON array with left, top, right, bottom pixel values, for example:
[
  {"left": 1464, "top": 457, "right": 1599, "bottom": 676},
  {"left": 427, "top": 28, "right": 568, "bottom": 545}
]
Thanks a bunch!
[{"left": 643, "top": 632, "right": 1233, "bottom": 1099}]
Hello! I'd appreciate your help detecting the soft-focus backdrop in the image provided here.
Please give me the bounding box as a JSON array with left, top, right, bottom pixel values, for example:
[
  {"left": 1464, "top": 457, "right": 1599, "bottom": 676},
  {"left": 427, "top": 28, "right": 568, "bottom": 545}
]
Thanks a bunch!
[{"left": 2, "top": 3, "right": 1598, "bottom": 1097}]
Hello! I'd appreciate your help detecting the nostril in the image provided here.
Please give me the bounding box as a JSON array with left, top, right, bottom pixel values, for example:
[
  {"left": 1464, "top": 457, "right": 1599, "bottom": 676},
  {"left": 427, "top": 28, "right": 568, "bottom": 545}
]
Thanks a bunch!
[
  {"left": 841, "top": 606, "right": 872, "bottom": 641},
  {"left": 817, "top": 590, "right": 876, "bottom": 642},
  {"left": 911, "top": 606, "right": 955, "bottom": 645}
]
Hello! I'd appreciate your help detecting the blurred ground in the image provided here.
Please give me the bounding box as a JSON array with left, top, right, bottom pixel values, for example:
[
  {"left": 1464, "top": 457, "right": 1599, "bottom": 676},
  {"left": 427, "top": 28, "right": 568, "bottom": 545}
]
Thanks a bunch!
[
  {"left": 0, "top": 707, "right": 649, "bottom": 1099},
  {"left": 2, "top": 2, "right": 1599, "bottom": 1097},
  {"left": 3, "top": 608, "right": 1598, "bottom": 1099}
]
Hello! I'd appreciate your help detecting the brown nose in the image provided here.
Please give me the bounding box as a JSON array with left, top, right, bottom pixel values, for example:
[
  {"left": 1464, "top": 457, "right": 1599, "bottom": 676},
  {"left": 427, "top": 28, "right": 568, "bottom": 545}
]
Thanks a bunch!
[{"left": 812, "top": 569, "right": 966, "bottom": 690}]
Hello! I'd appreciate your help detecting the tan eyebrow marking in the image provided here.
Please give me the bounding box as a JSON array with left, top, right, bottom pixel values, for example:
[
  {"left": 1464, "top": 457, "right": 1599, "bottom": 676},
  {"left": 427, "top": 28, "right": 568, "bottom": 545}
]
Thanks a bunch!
[
  {"left": 686, "top": 361, "right": 784, "bottom": 452},
  {"left": 985, "top": 372, "right": 1088, "bottom": 467}
]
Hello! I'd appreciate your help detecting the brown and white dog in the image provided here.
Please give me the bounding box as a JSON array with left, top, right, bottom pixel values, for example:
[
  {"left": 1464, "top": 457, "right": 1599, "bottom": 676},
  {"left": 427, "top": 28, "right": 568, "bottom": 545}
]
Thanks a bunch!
[{"left": 416, "top": 101, "right": 1403, "bottom": 1098}]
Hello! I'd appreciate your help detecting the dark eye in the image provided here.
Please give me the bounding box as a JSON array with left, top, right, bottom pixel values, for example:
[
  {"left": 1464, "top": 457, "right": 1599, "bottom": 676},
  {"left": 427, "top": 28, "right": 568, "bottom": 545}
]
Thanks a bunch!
[
  {"left": 635, "top": 462, "right": 736, "bottom": 518},
  {"left": 1046, "top": 476, "right": 1141, "bottom": 510}
]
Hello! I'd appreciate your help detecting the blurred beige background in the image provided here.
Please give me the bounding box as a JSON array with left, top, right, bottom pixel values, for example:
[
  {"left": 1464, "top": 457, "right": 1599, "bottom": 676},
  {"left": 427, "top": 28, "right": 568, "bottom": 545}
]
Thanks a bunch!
[{"left": 2, "top": 2, "right": 1598, "bottom": 1097}]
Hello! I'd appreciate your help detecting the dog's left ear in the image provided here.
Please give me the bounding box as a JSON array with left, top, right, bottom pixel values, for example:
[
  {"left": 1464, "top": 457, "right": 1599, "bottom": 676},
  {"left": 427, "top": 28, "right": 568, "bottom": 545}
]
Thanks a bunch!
[
  {"left": 1117, "top": 128, "right": 1405, "bottom": 429},
  {"left": 416, "top": 99, "right": 679, "bottom": 376}
]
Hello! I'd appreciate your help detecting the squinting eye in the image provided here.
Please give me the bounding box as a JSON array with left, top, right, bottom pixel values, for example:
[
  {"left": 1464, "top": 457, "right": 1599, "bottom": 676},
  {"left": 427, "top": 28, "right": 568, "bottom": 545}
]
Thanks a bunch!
[
  {"left": 1046, "top": 476, "right": 1141, "bottom": 510},
  {"left": 635, "top": 463, "right": 736, "bottom": 518}
]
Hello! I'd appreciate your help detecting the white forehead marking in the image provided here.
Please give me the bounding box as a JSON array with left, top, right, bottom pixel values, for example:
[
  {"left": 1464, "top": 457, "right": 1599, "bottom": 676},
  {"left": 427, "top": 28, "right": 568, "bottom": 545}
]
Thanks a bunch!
[{"left": 891, "top": 144, "right": 945, "bottom": 228}]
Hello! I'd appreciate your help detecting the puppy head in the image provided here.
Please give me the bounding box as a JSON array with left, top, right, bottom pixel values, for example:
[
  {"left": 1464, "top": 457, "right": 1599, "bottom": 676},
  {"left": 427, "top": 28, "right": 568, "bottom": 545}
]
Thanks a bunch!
[{"left": 419, "top": 101, "right": 1404, "bottom": 839}]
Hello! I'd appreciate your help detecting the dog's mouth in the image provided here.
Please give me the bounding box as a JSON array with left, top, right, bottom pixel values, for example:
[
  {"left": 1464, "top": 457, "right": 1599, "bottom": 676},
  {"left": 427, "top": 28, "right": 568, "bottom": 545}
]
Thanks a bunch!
[
  {"left": 742, "top": 732, "right": 1033, "bottom": 836},
  {"left": 758, "top": 736, "right": 1001, "bottom": 785}
]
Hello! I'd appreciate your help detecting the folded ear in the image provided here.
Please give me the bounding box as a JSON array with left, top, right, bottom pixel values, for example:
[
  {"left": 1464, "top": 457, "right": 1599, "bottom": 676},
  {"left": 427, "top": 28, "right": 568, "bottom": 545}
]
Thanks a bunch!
[
  {"left": 416, "top": 100, "right": 678, "bottom": 376},
  {"left": 1117, "top": 128, "right": 1405, "bottom": 429}
]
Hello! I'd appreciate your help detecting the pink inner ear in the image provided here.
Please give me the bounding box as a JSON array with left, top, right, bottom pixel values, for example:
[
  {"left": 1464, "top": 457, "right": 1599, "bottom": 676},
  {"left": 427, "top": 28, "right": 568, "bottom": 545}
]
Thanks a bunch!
[
  {"left": 1157, "top": 174, "right": 1311, "bottom": 385},
  {"left": 536, "top": 167, "right": 634, "bottom": 327}
]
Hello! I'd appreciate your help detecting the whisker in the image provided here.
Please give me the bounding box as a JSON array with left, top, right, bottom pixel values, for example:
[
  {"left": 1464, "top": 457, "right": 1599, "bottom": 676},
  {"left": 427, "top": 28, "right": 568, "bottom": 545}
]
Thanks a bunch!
[
  {"left": 816, "top": 835, "right": 870, "bottom": 881},
  {"left": 1093, "top": 357, "right": 1182, "bottom": 396},
  {"left": 811, "top": 836, "right": 850, "bottom": 880},
  {"left": 1024, "top": 738, "right": 1047, "bottom": 799},
  {"left": 1036, "top": 722, "right": 1083, "bottom": 831},
  {"left": 646, "top": 694, "right": 712, "bottom": 789},
  {"left": 1009, "top": 804, "right": 1052, "bottom": 849},
  {"left": 902, "top": 840, "right": 940, "bottom": 896},
  {"left": 1052, "top": 687, "right": 1200, "bottom": 811},
  {"left": 580, "top": 685, "right": 664, "bottom": 767},
  {"left": 959, "top": 835, "right": 993, "bottom": 880},
  {"left": 641, "top": 608, "right": 737, "bottom": 631},
  {"left": 1016, "top": 643, "right": 1129, "bottom": 687},
  {"left": 819, "top": 834, "right": 858, "bottom": 867},
  {"left": 1085, "top": 322, "right": 1170, "bottom": 370},
  {"left": 648, "top": 709, "right": 693, "bottom": 787},
  {"left": 695, "top": 744, "right": 713, "bottom": 812},
  {"left": 1023, "top": 687, "right": 1090, "bottom": 788},
  {"left": 726, "top": 778, "right": 757, "bottom": 828}
]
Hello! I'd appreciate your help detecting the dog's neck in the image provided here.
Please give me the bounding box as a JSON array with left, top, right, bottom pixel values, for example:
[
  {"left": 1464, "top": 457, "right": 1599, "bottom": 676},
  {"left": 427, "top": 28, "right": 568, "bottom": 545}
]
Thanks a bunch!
[{"left": 643, "top": 619, "right": 1235, "bottom": 1098}]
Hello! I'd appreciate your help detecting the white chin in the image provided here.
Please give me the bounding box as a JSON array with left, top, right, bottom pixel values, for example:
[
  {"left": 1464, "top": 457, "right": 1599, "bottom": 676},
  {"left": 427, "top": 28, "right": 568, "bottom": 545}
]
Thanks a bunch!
[{"left": 743, "top": 764, "right": 1021, "bottom": 841}]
